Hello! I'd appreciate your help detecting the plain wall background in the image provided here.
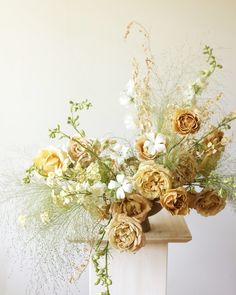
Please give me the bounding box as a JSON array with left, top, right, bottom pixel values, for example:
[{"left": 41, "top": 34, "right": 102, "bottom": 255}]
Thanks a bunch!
[{"left": 0, "top": 0, "right": 236, "bottom": 294}]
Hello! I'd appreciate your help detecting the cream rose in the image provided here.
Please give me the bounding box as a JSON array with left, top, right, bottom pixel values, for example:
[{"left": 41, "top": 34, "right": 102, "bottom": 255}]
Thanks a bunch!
[
  {"left": 133, "top": 162, "right": 172, "bottom": 200},
  {"left": 160, "top": 187, "right": 189, "bottom": 215},
  {"left": 173, "top": 108, "right": 201, "bottom": 135},
  {"left": 107, "top": 214, "right": 145, "bottom": 252},
  {"left": 110, "top": 193, "right": 152, "bottom": 223},
  {"left": 68, "top": 136, "right": 100, "bottom": 167},
  {"left": 190, "top": 190, "right": 226, "bottom": 217},
  {"left": 33, "top": 148, "right": 65, "bottom": 175},
  {"left": 135, "top": 136, "right": 157, "bottom": 160}
]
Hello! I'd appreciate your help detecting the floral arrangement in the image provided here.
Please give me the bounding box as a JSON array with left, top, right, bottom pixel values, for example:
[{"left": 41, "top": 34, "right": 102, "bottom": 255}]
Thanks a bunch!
[{"left": 10, "top": 23, "right": 236, "bottom": 294}]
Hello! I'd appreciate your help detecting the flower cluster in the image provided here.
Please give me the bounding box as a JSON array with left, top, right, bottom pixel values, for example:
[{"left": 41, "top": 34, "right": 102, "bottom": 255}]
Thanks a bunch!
[{"left": 20, "top": 24, "right": 236, "bottom": 295}]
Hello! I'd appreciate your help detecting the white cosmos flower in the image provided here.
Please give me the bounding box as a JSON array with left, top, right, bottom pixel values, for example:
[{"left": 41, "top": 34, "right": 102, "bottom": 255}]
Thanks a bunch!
[
  {"left": 110, "top": 143, "right": 131, "bottom": 165},
  {"left": 108, "top": 174, "right": 133, "bottom": 199},
  {"left": 144, "top": 132, "right": 167, "bottom": 156}
]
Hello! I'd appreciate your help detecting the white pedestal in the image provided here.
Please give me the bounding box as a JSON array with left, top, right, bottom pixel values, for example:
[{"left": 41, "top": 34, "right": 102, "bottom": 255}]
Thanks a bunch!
[{"left": 89, "top": 209, "right": 191, "bottom": 295}]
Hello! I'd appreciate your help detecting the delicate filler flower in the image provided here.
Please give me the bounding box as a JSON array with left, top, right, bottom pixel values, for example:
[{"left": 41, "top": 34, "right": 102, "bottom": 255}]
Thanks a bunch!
[
  {"left": 173, "top": 108, "right": 201, "bottom": 135},
  {"left": 108, "top": 174, "right": 133, "bottom": 199},
  {"left": 107, "top": 214, "right": 145, "bottom": 252},
  {"left": 189, "top": 190, "right": 226, "bottom": 217},
  {"left": 111, "top": 193, "right": 152, "bottom": 223},
  {"left": 89, "top": 182, "right": 106, "bottom": 197},
  {"left": 110, "top": 143, "right": 131, "bottom": 165},
  {"left": 33, "top": 147, "right": 65, "bottom": 175},
  {"left": 160, "top": 187, "right": 189, "bottom": 215},
  {"left": 136, "top": 132, "right": 166, "bottom": 160},
  {"left": 133, "top": 162, "right": 172, "bottom": 200},
  {"left": 124, "top": 114, "right": 136, "bottom": 130}
]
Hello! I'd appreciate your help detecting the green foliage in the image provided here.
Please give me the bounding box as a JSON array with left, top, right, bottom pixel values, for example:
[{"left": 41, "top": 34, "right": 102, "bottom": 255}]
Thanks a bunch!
[
  {"left": 49, "top": 124, "right": 61, "bottom": 139},
  {"left": 23, "top": 166, "right": 36, "bottom": 184},
  {"left": 203, "top": 45, "right": 223, "bottom": 74},
  {"left": 92, "top": 221, "right": 112, "bottom": 295},
  {"left": 201, "top": 173, "right": 236, "bottom": 198},
  {"left": 68, "top": 100, "right": 92, "bottom": 136}
]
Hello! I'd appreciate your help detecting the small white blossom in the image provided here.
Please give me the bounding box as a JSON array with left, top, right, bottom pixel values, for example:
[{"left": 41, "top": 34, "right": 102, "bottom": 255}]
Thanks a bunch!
[
  {"left": 143, "top": 132, "right": 167, "bottom": 155},
  {"left": 110, "top": 143, "right": 131, "bottom": 165},
  {"left": 89, "top": 182, "right": 106, "bottom": 197},
  {"left": 119, "top": 80, "right": 136, "bottom": 107},
  {"left": 108, "top": 174, "right": 133, "bottom": 199},
  {"left": 126, "top": 80, "right": 135, "bottom": 97},
  {"left": 124, "top": 115, "right": 136, "bottom": 130},
  {"left": 119, "top": 94, "right": 133, "bottom": 107},
  {"left": 76, "top": 182, "right": 90, "bottom": 192},
  {"left": 46, "top": 172, "right": 55, "bottom": 187}
]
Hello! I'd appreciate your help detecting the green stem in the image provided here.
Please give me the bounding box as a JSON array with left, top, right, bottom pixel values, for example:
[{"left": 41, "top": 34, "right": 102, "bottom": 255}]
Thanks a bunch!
[
  {"left": 105, "top": 241, "right": 110, "bottom": 295},
  {"left": 168, "top": 136, "right": 186, "bottom": 154}
]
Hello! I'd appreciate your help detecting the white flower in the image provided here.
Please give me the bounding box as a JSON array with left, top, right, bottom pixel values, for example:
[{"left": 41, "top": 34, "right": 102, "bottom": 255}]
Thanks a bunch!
[
  {"left": 76, "top": 182, "right": 90, "bottom": 192},
  {"left": 124, "top": 115, "right": 136, "bottom": 130},
  {"left": 108, "top": 174, "right": 133, "bottom": 199},
  {"left": 127, "top": 80, "right": 135, "bottom": 97},
  {"left": 110, "top": 143, "right": 131, "bottom": 165},
  {"left": 119, "top": 80, "right": 135, "bottom": 107},
  {"left": 89, "top": 182, "right": 106, "bottom": 197},
  {"left": 143, "top": 132, "right": 167, "bottom": 155},
  {"left": 119, "top": 94, "right": 133, "bottom": 107}
]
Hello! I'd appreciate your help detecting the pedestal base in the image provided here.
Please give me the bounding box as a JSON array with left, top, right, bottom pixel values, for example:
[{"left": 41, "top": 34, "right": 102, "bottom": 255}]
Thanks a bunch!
[
  {"left": 89, "top": 242, "right": 168, "bottom": 295},
  {"left": 89, "top": 209, "right": 191, "bottom": 295}
]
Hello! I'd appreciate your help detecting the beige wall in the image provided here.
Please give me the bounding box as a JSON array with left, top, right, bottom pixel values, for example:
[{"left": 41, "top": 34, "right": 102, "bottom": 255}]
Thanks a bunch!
[{"left": 0, "top": 0, "right": 236, "bottom": 294}]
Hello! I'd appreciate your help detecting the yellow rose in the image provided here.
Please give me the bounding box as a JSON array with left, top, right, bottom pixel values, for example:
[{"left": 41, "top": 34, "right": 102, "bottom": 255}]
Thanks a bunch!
[
  {"left": 160, "top": 187, "right": 189, "bottom": 215},
  {"left": 33, "top": 148, "right": 65, "bottom": 175},
  {"left": 110, "top": 193, "right": 152, "bottom": 223},
  {"left": 173, "top": 108, "right": 201, "bottom": 135},
  {"left": 174, "top": 152, "right": 197, "bottom": 186},
  {"left": 190, "top": 190, "right": 226, "bottom": 217},
  {"left": 133, "top": 162, "right": 172, "bottom": 200},
  {"left": 107, "top": 214, "right": 145, "bottom": 252}
]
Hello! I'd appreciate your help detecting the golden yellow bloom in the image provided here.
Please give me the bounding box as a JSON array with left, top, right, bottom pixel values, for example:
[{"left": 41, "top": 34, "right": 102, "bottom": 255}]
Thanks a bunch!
[
  {"left": 133, "top": 162, "right": 172, "bottom": 200},
  {"left": 160, "top": 187, "right": 189, "bottom": 215},
  {"left": 173, "top": 108, "right": 201, "bottom": 135},
  {"left": 33, "top": 148, "right": 65, "bottom": 175},
  {"left": 198, "top": 129, "right": 225, "bottom": 176},
  {"left": 174, "top": 153, "right": 197, "bottom": 186},
  {"left": 107, "top": 214, "right": 145, "bottom": 252},
  {"left": 111, "top": 193, "right": 152, "bottom": 223},
  {"left": 190, "top": 190, "right": 226, "bottom": 217},
  {"left": 135, "top": 136, "right": 157, "bottom": 160}
]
